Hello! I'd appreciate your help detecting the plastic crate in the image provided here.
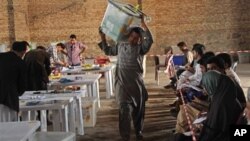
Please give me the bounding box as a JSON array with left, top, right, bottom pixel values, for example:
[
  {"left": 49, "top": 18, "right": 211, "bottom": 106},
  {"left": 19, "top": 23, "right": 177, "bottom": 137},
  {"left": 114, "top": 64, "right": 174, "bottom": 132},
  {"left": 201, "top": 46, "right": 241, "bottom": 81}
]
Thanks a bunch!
[{"left": 101, "top": 0, "right": 141, "bottom": 42}]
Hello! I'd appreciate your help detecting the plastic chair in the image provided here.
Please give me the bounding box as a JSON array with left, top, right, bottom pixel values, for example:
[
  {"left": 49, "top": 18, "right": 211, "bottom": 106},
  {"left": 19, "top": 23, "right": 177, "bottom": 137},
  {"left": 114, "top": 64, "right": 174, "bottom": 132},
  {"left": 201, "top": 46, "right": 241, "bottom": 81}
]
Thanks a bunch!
[
  {"left": 154, "top": 55, "right": 167, "bottom": 85},
  {"left": 231, "top": 61, "right": 238, "bottom": 72}
]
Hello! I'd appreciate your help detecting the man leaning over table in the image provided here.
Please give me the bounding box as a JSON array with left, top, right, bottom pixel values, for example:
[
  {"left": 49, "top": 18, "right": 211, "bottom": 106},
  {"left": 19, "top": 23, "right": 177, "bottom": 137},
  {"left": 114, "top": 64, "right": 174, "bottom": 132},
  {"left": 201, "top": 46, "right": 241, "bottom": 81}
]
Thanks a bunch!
[
  {"left": 25, "top": 46, "right": 51, "bottom": 91},
  {"left": 0, "top": 41, "right": 28, "bottom": 122},
  {"left": 47, "top": 42, "right": 68, "bottom": 68},
  {"left": 65, "top": 34, "right": 87, "bottom": 66}
]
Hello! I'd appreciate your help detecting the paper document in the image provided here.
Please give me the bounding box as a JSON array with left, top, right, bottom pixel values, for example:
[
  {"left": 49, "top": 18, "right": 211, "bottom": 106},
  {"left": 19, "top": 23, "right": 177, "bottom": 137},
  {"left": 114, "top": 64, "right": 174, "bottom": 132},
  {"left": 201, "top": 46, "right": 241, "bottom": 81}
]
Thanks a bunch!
[
  {"left": 19, "top": 95, "right": 46, "bottom": 100},
  {"left": 193, "top": 116, "right": 207, "bottom": 124},
  {"left": 183, "top": 131, "right": 192, "bottom": 136}
]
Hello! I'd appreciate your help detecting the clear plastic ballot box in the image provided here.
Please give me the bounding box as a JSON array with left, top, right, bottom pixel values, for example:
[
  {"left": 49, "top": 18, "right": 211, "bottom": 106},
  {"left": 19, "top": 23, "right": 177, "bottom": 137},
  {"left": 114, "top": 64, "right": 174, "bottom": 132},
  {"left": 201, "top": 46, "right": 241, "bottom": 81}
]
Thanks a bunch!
[{"left": 101, "top": 0, "right": 144, "bottom": 42}]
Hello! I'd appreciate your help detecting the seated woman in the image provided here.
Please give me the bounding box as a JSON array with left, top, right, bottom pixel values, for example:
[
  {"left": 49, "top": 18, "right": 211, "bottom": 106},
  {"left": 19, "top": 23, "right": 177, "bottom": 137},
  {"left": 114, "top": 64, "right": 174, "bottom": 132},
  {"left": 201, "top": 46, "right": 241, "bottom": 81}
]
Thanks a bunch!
[{"left": 199, "top": 70, "right": 245, "bottom": 141}]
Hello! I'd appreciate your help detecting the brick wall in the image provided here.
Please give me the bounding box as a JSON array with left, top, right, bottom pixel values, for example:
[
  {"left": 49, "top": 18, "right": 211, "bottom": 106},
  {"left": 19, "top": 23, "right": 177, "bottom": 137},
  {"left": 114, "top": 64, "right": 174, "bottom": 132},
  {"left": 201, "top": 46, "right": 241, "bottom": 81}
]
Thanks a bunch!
[
  {"left": 1, "top": 0, "right": 250, "bottom": 55},
  {"left": 13, "top": 0, "right": 30, "bottom": 41},
  {"left": 154, "top": 0, "right": 250, "bottom": 53},
  {"left": 0, "top": 0, "right": 30, "bottom": 46},
  {"left": 0, "top": 0, "right": 9, "bottom": 45}
]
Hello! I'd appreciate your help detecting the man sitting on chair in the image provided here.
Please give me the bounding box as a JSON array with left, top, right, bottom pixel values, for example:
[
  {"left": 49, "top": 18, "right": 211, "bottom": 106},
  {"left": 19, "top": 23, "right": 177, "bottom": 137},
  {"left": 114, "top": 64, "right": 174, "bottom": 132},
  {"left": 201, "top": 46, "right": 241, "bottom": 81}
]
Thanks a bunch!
[{"left": 164, "top": 41, "right": 193, "bottom": 89}]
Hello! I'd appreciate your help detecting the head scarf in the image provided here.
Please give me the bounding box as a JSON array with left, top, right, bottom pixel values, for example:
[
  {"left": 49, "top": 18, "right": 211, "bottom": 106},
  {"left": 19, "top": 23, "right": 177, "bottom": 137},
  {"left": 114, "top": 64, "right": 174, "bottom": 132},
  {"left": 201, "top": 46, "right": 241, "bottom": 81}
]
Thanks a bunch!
[
  {"left": 201, "top": 70, "right": 222, "bottom": 96},
  {"left": 199, "top": 70, "right": 242, "bottom": 141}
]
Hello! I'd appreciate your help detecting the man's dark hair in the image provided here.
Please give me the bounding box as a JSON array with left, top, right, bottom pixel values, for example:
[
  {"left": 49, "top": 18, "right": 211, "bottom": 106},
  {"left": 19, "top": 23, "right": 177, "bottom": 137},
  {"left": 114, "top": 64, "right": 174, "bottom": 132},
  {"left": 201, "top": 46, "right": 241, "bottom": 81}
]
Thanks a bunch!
[
  {"left": 216, "top": 53, "right": 232, "bottom": 67},
  {"left": 70, "top": 34, "right": 77, "bottom": 39},
  {"left": 36, "top": 46, "right": 46, "bottom": 51},
  {"left": 177, "top": 41, "right": 187, "bottom": 48},
  {"left": 198, "top": 51, "right": 215, "bottom": 67},
  {"left": 206, "top": 56, "right": 225, "bottom": 70},
  {"left": 204, "top": 51, "right": 215, "bottom": 58},
  {"left": 12, "top": 41, "right": 27, "bottom": 52},
  {"left": 56, "top": 43, "right": 66, "bottom": 49},
  {"left": 129, "top": 27, "right": 142, "bottom": 37},
  {"left": 22, "top": 41, "right": 30, "bottom": 47},
  {"left": 192, "top": 43, "right": 205, "bottom": 56}
]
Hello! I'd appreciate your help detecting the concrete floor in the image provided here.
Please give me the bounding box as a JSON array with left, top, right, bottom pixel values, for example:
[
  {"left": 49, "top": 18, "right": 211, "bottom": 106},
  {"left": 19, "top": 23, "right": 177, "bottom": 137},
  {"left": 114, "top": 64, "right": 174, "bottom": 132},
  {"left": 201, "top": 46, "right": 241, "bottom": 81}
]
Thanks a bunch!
[{"left": 75, "top": 64, "right": 250, "bottom": 141}]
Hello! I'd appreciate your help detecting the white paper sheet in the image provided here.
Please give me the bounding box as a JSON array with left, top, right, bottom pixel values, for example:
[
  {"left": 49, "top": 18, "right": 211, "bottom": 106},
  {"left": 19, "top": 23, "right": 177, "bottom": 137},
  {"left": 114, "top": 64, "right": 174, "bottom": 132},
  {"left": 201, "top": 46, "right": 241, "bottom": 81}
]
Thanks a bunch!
[{"left": 193, "top": 116, "right": 207, "bottom": 124}]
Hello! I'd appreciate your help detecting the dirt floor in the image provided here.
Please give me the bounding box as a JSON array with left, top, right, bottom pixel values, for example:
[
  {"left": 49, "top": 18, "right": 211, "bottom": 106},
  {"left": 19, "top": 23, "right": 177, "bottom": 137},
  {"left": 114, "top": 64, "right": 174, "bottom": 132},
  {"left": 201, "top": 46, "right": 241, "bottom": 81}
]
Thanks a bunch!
[{"left": 75, "top": 64, "right": 250, "bottom": 141}]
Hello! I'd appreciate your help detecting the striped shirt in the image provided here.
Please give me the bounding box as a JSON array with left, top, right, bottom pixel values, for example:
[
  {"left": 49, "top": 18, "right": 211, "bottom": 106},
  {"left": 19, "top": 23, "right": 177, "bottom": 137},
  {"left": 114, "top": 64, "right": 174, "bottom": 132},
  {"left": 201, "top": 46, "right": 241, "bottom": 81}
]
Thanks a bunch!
[{"left": 65, "top": 41, "right": 87, "bottom": 66}]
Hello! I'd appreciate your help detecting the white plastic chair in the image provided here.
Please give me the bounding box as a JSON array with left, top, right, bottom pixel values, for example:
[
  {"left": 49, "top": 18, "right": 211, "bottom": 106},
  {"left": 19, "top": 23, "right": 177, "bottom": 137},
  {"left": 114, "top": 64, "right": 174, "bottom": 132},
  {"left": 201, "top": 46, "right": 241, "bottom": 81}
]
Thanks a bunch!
[
  {"left": 154, "top": 55, "right": 167, "bottom": 85},
  {"left": 231, "top": 61, "right": 238, "bottom": 72}
]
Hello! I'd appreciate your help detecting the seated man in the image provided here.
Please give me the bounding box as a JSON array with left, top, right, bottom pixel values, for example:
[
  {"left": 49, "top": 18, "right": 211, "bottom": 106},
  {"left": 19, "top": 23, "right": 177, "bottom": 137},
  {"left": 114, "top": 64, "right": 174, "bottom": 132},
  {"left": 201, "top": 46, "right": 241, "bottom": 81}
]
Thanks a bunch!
[
  {"left": 164, "top": 41, "right": 193, "bottom": 89},
  {"left": 206, "top": 56, "right": 246, "bottom": 109},
  {"left": 216, "top": 53, "right": 241, "bottom": 85},
  {"left": 176, "top": 43, "right": 204, "bottom": 91},
  {"left": 169, "top": 44, "right": 205, "bottom": 117},
  {"left": 180, "top": 51, "right": 216, "bottom": 103},
  {"left": 172, "top": 53, "right": 216, "bottom": 137}
]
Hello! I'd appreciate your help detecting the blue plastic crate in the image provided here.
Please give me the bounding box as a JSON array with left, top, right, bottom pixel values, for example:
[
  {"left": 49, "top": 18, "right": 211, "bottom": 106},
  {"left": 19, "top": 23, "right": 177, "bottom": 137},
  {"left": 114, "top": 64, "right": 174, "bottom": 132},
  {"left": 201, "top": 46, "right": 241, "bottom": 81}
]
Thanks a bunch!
[{"left": 173, "top": 55, "right": 185, "bottom": 66}]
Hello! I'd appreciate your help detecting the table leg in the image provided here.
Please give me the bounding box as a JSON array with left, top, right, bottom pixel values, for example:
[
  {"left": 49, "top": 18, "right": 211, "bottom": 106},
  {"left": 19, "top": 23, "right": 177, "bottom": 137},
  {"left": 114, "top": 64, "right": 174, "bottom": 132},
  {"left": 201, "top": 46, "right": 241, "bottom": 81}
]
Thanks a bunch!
[
  {"left": 75, "top": 97, "right": 84, "bottom": 135},
  {"left": 21, "top": 111, "right": 36, "bottom": 121},
  {"left": 52, "top": 110, "right": 61, "bottom": 131},
  {"left": 93, "top": 81, "right": 100, "bottom": 108},
  {"left": 40, "top": 110, "right": 47, "bottom": 132},
  {"left": 105, "top": 70, "right": 113, "bottom": 99},
  {"left": 87, "top": 84, "right": 92, "bottom": 97},
  {"left": 68, "top": 100, "right": 76, "bottom": 133},
  {"left": 61, "top": 105, "right": 69, "bottom": 132}
]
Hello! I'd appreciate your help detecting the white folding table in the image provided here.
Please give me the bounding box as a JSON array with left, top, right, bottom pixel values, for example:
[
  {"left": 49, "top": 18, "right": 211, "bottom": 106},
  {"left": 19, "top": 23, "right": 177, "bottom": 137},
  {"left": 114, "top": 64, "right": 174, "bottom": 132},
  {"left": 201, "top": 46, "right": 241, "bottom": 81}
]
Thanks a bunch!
[
  {"left": 49, "top": 74, "right": 102, "bottom": 107},
  {"left": 19, "top": 96, "right": 73, "bottom": 132},
  {"left": 0, "top": 121, "right": 40, "bottom": 141},
  {"left": 61, "top": 65, "right": 115, "bottom": 98},
  {"left": 22, "top": 90, "right": 85, "bottom": 135}
]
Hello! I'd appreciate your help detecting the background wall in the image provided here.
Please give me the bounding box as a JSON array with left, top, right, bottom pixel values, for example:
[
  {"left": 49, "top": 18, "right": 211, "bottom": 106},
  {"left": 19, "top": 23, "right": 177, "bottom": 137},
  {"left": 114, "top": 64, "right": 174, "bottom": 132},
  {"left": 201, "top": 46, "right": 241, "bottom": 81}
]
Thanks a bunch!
[{"left": 0, "top": 0, "right": 250, "bottom": 55}]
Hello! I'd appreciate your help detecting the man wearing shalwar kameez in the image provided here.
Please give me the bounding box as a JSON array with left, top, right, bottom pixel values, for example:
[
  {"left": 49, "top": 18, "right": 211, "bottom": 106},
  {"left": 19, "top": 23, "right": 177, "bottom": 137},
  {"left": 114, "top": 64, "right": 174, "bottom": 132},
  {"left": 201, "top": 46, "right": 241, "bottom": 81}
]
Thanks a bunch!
[{"left": 98, "top": 18, "right": 153, "bottom": 141}]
